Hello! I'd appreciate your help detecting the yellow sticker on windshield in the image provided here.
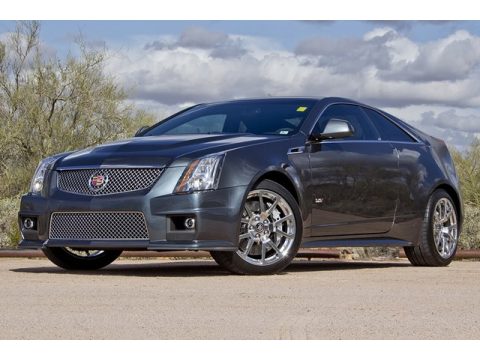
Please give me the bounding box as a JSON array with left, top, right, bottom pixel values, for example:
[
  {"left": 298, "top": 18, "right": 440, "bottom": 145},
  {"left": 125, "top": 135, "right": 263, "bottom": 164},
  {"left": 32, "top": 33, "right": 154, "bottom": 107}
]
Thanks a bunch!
[{"left": 296, "top": 106, "right": 308, "bottom": 112}]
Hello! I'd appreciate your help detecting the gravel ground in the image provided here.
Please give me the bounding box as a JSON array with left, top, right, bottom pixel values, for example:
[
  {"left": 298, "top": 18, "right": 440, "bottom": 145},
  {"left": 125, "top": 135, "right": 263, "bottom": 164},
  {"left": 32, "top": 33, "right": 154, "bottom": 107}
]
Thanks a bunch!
[{"left": 1, "top": 257, "right": 479, "bottom": 339}]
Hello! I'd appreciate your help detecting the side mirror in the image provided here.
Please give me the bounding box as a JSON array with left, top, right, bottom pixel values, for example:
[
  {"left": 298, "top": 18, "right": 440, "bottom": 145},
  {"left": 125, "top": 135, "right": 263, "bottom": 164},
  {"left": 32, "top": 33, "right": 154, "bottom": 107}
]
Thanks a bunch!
[
  {"left": 135, "top": 125, "right": 150, "bottom": 137},
  {"left": 310, "top": 118, "right": 354, "bottom": 142}
]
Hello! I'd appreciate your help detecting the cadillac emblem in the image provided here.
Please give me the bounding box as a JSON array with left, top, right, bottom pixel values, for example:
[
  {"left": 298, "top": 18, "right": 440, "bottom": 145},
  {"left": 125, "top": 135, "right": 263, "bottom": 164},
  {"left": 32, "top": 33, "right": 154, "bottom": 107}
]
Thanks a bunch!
[{"left": 88, "top": 173, "right": 109, "bottom": 192}]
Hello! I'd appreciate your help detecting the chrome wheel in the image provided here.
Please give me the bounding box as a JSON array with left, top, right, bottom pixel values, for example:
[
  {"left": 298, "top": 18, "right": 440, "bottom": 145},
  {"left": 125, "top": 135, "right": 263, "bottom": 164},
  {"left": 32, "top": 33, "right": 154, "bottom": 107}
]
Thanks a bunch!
[
  {"left": 65, "top": 248, "right": 105, "bottom": 258},
  {"left": 432, "top": 198, "right": 458, "bottom": 259},
  {"left": 237, "top": 189, "right": 296, "bottom": 266}
]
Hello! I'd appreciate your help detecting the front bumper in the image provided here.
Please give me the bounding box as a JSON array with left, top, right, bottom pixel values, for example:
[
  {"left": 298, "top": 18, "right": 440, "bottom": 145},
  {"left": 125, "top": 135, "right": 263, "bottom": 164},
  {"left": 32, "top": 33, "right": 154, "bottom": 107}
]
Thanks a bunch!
[{"left": 18, "top": 173, "right": 247, "bottom": 251}]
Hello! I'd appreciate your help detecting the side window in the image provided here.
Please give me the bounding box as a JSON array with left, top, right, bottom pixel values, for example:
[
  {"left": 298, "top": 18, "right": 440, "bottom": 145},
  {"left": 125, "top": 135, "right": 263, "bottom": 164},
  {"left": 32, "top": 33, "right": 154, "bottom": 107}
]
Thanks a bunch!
[
  {"left": 312, "top": 104, "right": 379, "bottom": 141},
  {"left": 362, "top": 108, "right": 414, "bottom": 142},
  {"left": 164, "top": 114, "right": 226, "bottom": 135}
]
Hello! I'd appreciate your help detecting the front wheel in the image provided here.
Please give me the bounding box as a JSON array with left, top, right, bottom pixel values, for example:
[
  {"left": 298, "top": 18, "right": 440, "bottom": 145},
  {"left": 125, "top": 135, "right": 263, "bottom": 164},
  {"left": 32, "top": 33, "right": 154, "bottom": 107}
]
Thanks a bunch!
[
  {"left": 210, "top": 180, "right": 302, "bottom": 275},
  {"left": 404, "top": 189, "right": 459, "bottom": 266},
  {"left": 42, "top": 247, "right": 122, "bottom": 270}
]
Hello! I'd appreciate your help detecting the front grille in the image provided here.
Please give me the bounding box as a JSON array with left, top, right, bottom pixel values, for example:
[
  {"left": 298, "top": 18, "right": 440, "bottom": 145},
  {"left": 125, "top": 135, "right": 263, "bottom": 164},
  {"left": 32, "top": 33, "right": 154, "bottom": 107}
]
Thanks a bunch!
[
  {"left": 57, "top": 168, "right": 163, "bottom": 196},
  {"left": 49, "top": 212, "right": 149, "bottom": 240}
]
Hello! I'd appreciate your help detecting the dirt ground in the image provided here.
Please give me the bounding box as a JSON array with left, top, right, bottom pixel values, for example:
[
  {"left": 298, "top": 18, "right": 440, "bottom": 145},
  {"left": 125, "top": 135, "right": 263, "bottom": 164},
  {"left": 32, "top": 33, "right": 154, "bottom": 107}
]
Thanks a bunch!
[{"left": 1, "top": 257, "right": 479, "bottom": 339}]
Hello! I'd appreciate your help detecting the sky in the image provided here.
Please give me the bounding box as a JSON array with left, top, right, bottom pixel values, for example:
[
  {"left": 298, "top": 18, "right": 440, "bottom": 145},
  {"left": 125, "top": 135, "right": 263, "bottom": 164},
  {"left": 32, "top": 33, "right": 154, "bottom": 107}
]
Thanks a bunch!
[{"left": 1, "top": 20, "right": 480, "bottom": 150}]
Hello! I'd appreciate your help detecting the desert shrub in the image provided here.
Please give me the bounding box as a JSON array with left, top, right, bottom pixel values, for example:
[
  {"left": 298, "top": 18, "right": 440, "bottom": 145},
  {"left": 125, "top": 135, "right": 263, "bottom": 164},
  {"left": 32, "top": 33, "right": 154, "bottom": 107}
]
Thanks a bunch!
[
  {"left": 459, "top": 204, "right": 480, "bottom": 250},
  {"left": 0, "top": 196, "right": 21, "bottom": 248}
]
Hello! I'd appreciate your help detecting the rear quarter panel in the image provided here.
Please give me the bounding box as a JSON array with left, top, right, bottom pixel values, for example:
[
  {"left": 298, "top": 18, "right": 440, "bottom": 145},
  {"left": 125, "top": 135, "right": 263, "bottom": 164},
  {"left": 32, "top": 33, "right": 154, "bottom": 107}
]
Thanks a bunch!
[{"left": 391, "top": 139, "right": 462, "bottom": 244}]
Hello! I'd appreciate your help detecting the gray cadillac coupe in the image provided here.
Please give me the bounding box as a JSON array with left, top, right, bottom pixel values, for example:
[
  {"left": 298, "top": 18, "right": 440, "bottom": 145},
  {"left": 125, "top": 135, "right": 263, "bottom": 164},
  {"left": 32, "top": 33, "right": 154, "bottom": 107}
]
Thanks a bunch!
[{"left": 19, "top": 97, "right": 462, "bottom": 275}]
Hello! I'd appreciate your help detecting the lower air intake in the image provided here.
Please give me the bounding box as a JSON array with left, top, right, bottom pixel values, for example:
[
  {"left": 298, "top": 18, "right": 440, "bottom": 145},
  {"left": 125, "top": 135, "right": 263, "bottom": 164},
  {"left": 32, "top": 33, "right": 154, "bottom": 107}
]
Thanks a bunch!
[{"left": 49, "top": 212, "right": 149, "bottom": 240}]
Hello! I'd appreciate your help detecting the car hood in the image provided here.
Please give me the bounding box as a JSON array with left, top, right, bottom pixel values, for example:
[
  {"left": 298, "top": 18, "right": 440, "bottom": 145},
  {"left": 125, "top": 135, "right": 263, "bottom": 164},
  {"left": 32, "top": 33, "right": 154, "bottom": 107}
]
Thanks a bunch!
[{"left": 55, "top": 134, "right": 285, "bottom": 168}]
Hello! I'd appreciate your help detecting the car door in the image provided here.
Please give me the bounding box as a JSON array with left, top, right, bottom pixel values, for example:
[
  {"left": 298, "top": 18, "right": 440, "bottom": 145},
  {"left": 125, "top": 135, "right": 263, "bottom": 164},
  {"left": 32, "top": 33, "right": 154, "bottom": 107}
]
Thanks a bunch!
[
  {"left": 308, "top": 104, "right": 399, "bottom": 237},
  {"left": 361, "top": 107, "right": 425, "bottom": 225}
]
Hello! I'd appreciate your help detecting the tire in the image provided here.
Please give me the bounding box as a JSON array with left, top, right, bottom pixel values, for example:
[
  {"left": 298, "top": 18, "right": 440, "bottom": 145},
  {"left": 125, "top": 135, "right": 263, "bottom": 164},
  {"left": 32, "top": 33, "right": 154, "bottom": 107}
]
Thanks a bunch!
[
  {"left": 210, "top": 180, "right": 302, "bottom": 275},
  {"left": 404, "top": 189, "right": 459, "bottom": 266},
  {"left": 42, "top": 247, "right": 122, "bottom": 270}
]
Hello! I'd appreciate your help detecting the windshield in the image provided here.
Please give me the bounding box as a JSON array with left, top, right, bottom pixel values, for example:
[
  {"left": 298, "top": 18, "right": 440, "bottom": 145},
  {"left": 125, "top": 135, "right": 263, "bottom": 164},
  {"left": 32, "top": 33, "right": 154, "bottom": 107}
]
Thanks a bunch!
[{"left": 142, "top": 100, "right": 316, "bottom": 137}]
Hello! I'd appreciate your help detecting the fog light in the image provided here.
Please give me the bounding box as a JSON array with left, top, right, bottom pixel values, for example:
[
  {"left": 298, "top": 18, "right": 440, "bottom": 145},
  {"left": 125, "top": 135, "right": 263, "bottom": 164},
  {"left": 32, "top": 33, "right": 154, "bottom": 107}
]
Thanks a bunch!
[
  {"left": 23, "top": 218, "right": 35, "bottom": 229},
  {"left": 184, "top": 218, "right": 196, "bottom": 230}
]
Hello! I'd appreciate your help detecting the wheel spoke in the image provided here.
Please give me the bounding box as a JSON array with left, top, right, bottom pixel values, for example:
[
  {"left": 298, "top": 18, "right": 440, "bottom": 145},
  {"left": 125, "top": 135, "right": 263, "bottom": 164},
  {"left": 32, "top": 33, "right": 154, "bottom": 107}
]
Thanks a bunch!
[
  {"left": 274, "top": 214, "right": 293, "bottom": 227},
  {"left": 268, "top": 240, "right": 282, "bottom": 256},
  {"left": 442, "top": 207, "right": 452, "bottom": 223},
  {"left": 266, "top": 198, "right": 279, "bottom": 216},
  {"left": 437, "top": 236, "right": 443, "bottom": 253},
  {"left": 275, "top": 229, "right": 294, "bottom": 239},
  {"left": 258, "top": 191, "right": 266, "bottom": 213},
  {"left": 243, "top": 238, "right": 255, "bottom": 256},
  {"left": 434, "top": 233, "right": 441, "bottom": 247},
  {"left": 244, "top": 203, "right": 254, "bottom": 218},
  {"left": 449, "top": 226, "right": 458, "bottom": 241},
  {"left": 438, "top": 201, "right": 444, "bottom": 222},
  {"left": 261, "top": 243, "right": 266, "bottom": 264}
]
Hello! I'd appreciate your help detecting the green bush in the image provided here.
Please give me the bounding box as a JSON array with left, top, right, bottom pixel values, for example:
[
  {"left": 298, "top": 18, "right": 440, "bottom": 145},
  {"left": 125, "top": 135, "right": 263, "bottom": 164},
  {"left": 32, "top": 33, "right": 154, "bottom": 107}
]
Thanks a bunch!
[
  {"left": 0, "top": 196, "right": 21, "bottom": 248},
  {"left": 459, "top": 204, "right": 480, "bottom": 250}
]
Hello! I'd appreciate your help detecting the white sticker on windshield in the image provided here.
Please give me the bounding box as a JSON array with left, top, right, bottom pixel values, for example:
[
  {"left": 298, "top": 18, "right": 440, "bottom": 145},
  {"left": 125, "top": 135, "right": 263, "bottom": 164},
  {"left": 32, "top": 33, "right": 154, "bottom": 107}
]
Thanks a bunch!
[{"left": 280, "top": 130, "right": 289, "bottom": 135}]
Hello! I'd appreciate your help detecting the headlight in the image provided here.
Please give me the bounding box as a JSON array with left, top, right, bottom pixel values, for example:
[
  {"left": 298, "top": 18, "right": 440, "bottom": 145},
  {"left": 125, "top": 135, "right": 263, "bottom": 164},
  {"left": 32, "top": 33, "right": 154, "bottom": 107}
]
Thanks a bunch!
[
  {"left": 175, "top": 154, "right": 224, "bottom": 193},
  {"left": 30, "top": 155, "right": 62, "bottom": 194}
]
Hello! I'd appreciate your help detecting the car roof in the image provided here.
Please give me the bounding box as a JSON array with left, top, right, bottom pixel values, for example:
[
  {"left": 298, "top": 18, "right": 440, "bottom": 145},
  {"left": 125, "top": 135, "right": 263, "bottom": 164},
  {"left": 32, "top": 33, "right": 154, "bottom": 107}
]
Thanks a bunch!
[{"left": 202, "top": 96, "right": 365, "bottom": 106}]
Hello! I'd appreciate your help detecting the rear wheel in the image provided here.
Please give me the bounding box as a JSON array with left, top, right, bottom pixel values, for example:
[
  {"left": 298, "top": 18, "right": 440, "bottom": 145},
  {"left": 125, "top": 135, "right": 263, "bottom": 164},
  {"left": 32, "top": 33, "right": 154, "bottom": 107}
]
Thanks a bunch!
[
  {"left": 210, "top": 180, "right": 302, "bottom": 275},
  {"left": 404, "top": 189, "right": 459, "bottom": 266},
  {"left": 42, "top": 247, "right": 122, "bottom": 270}
]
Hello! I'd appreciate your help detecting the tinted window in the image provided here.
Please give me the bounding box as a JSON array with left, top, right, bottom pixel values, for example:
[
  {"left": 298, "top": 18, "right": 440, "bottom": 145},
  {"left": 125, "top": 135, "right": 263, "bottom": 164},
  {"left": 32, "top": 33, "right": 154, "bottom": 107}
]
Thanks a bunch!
[
  {"left": 312, "top": 104, "right": 379, "bottom": 140},
  {"left": 143, "top": 100, "right": 316, "bottom": 137},
  {"left": 164, "top": 115, "right": 226, "bottom": 135},
  {"left": 362, "top": 108, "right": 414, "bottom": 142}
]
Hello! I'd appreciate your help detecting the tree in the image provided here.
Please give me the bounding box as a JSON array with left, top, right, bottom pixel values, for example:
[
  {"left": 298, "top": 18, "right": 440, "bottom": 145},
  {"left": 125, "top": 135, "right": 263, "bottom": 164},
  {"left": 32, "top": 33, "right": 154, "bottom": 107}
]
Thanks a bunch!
[{"left": 0, "top": 21, "right": 154, "bottom": 197}]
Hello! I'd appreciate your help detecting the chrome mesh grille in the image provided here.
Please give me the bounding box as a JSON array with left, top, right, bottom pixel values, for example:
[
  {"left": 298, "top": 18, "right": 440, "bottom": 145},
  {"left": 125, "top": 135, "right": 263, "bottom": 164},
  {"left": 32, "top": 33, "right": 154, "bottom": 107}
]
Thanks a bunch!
[
  {"left": 49, "top": 212, "right": 149, "bottom": 240},
  {"left": 57, "top": 168, "right": 163, "bottom": 196}
]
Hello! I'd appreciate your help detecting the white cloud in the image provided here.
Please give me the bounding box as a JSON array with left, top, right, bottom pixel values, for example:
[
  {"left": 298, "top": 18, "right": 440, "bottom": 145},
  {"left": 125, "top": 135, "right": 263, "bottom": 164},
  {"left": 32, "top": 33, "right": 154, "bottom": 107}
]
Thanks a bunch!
[
  {"left": 104, "top": 26, "right": 480, "bottom": 149},
  {"left": 144, "top": 26, "right": 247, "bottom": 59},
  {"left": 382, "top": 30, "right": 480, "bottom": 82},
  {"left": 420, "top": 109, "right": 480, "bottom": 133},
  {"left": 417, "top": 109, "right": 480, "bottom": 150}
]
